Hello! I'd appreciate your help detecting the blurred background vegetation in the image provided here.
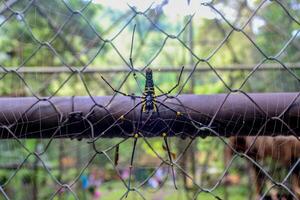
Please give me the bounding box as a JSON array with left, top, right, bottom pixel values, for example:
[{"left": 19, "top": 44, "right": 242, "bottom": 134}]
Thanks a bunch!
[{"left": 0, "top": 0, "right": 299, "bottom": 199}]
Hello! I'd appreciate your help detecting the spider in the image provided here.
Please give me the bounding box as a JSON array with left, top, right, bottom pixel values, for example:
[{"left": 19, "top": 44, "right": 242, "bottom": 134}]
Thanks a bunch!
[
  {"left": 100, "top": 23, "right": 185, "bottom": 119},
  {"left": 100, "top": 24, "right": 184, "bottom": 192},
  {"left": 101, "top": 67, "right": 184, "bottom": 190},
  {"left": 142, "top": 68, "right": 157, "bottom": 113},
  {"left": 101, "top": 67, "right": 184, "bottom": 114}
]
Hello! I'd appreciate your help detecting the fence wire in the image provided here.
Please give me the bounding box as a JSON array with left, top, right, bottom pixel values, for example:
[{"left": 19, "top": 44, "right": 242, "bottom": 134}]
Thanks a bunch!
[{"left": 0, "top": 0, "right": 299, "bottom": 199}]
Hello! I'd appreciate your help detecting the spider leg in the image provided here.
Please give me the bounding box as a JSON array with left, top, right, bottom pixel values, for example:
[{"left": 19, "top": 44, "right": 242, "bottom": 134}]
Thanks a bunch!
[
  {"left": 154, "top": 99, "right": 205, "bottom": 139},
  {"left": 153, "top": 98, "right": 158, "bottom": 113},
  {"left": 129, "top": 24, "right": 144, "bottom": 94},
  {"left": 155, "top": 99, "right": 184, "bottom": 118},
  {"left": 129, "top": 24, "right": 136, "bottom": 69},
  {"left": 139, "top": 104, "right": 144, "bottom": 126},
  {"left": 163, "top": 133, "right": 177, "bottom": 189},
  {"left": 155, "top": 101, "right": 177, "bottom": 189},
  {"left": 126, "top": 133, "right": 138, "bottom": 196},
  {"left": 100, "top": 75, "right": 142, "bottom": 99},
  {"left": 142, "top": 104, "right": 146, "bottom": 113},
  {"left": 126, "top": 102, "right": 144, "bottom": 196},
  {"left": 156, "top": 66, "right": 184, "bottom": 97},
  {"left": 114, "top": 144, "right": 120, "bottom": 166},
  {"left": 155, "top": 99, "right": 204, "bottom": 125},
  {"left": 90, "top": 100, "right": 145, "bottom": 143}
]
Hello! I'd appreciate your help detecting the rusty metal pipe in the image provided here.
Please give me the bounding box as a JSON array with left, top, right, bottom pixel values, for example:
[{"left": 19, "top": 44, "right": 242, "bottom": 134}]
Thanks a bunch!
[{"left": 0, "top": 93, "right": 299, "bottom": 139}]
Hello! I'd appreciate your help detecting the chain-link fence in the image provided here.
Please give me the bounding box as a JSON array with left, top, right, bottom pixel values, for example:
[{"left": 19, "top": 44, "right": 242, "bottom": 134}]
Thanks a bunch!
[{"left": 0, "top": 0, "right": 299, "bottom": 199}]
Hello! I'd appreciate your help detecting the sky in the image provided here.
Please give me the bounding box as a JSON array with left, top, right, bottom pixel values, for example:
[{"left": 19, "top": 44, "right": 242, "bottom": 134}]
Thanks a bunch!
[{"left": 94, "top": 0, "right": 216, "bottom": 20}]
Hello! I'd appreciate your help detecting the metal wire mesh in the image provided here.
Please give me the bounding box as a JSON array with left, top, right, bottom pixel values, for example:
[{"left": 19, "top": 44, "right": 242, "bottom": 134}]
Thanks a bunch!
[{"left": 0, "top": 0, "right": 299, "bottom": 199}]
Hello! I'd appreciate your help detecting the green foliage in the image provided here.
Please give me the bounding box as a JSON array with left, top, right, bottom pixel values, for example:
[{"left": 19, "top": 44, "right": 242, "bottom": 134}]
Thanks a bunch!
[{"left": 0, "top": 0, "right": 299, "bottom": 199}]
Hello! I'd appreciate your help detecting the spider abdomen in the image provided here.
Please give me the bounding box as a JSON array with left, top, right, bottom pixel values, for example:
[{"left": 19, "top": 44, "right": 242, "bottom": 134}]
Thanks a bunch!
[{"left": 142, "top": 68, "right": 157, "bottom": 113}]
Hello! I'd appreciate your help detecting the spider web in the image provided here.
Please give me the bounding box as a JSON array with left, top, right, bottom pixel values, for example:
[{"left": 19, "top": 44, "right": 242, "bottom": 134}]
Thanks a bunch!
[{"left": 0, "top": 0, "right": 299, "bottom": 199}]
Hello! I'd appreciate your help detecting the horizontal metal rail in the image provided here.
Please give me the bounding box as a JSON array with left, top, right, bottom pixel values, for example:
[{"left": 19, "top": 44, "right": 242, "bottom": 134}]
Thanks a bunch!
[
  {"left": 0, "top": 92, "right": 299, "bottom": 139},
  {"left": 1, "top": 63, "right": 300, "bottom": 74}
]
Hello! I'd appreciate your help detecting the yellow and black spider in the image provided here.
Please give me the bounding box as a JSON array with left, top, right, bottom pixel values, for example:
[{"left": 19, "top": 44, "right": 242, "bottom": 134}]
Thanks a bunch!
[
  {"left": 100, "top": 24, "right": 184, "bottom": 116},
  {"left": 101, "top": 66, "right": 184, "bottom": 114},
  {"left": 101, "top": 66, "right": 184, "bottom": 190},
  {"left": 100, "top": 25, "right": 184, "bottom": 191},
  {"left": 142, "top": 68, "right": 157, "bottom": 113}
]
